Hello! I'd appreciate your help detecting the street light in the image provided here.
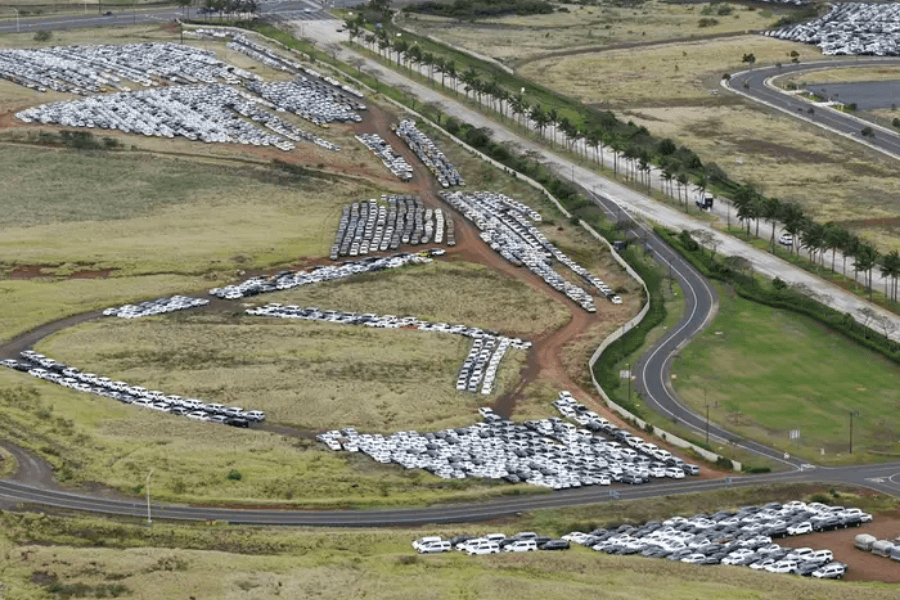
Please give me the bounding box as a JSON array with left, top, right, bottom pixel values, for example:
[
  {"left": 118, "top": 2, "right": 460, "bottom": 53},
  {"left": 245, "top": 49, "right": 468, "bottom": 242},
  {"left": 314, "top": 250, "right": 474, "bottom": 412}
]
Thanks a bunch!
[
  {"left": 145, "top": 468, "right": 154, "bottom": 526},
  {"left": 848, "top": 411, "right": 860, "bottom": 454},
  {"left": 704, "top": 387, "right": 710, "bottom": 446},
  {"left": 11, "top": 7, "right": 19, "bottom": 33}
]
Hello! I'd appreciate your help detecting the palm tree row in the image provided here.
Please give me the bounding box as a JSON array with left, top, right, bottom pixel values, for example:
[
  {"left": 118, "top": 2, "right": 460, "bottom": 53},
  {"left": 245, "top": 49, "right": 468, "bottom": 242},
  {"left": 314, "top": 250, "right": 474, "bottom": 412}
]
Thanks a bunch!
[
  {"left": 344, "top": 21, "right": 900, "bottom": 304},
  {"left": 729, "top": 186, "right": 900, "bottom": 300}
]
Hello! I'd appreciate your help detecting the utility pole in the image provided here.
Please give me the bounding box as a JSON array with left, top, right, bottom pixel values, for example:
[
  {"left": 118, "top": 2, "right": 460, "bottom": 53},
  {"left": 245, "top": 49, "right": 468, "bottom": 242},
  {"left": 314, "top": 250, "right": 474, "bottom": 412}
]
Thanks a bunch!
[
  {"left": 848, "top": 411, "right": 859, "bottom": 454},
  {"left": 627, "top": 362, "right": 632, "bottom": 404},
  {"left": 146, "top": 468, "right": 154, "bottom": 526},
  {"left": 705, "top": 389, "right": 710, "bottom": 446}
]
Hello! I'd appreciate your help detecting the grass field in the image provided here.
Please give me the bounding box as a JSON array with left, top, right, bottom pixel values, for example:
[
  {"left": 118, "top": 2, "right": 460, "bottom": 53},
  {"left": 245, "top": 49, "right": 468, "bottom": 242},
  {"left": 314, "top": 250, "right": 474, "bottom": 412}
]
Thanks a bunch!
[
  {"left": 0, "top": 368, "right": 547, "bottom": 507},
  {"left": 519, "top": 35, "right": 822, "bottom": 106},
  {"left": 622, "top": 103, "right": 900, "bottom": 251},
  {"left": 775, "top": 65, "right": 900, "bottom": 87},
  {"left": 1, "top": 482, "right": 897, "bottom": 600},
  {"left": 402, "top": 1, "right": 786, "bottom": 66},
  {"left": 671, "top": 284, "right": 900, "bottom": 463}
]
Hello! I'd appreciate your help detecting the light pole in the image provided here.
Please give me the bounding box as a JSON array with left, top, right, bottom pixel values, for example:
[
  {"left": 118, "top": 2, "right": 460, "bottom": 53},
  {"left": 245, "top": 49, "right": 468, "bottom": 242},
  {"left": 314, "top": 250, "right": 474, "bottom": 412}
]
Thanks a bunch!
[
  {"left": 145, "top": 468, "right": 154, "bottom": 526},
  {"left": 704, "top": 387, "right": 710, "bottom": 446},
  {"left": 848, "top": 411, "right": 859, "bottom": 454},
  {"left": 11, "top": 7, "right": 19, "bottom": 33},
  {"left": 626, "top": 362, "right": 632, "bottom": 404}
]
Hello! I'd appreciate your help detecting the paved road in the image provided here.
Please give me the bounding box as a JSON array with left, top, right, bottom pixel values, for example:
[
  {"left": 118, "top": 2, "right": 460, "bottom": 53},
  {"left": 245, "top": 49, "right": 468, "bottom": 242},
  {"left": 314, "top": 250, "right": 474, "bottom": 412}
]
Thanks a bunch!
[
  {"left": 0, "top": 17, "right": 899, "bottom": 521},
  {"left": 728, "top": 58, "right": 900, "bottom": 160},
  {"left": 0, "top": 1, "right": 334, "bottom": 34},
  {"left": 2, "top": 442, "right": 899, "bottom": 524}
]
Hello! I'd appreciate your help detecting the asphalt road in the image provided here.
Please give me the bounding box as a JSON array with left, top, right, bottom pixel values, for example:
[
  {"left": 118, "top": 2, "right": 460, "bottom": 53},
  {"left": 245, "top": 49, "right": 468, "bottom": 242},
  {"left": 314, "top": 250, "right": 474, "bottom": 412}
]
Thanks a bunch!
[
  {"left": 0, "top": 1, "right": 333, "bottom": 35},
  {"left": 2, "top": 443, "right": 899, "bottom": 525},
  {"left": 1, "top": 16, "right": 899, "bottom": 522},
  {"left": 728, "top": 57, "right": 900, "bottom": 159}
]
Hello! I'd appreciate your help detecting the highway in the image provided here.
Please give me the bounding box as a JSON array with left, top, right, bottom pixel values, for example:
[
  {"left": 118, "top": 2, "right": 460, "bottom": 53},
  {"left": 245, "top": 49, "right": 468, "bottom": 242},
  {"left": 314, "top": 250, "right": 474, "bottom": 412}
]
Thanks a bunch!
[
  {"left": 728, "top": 57, "right": 900, "bottom": 160},
  {"left": 1, "top": 13, "right": 899, "bottom": 523}
]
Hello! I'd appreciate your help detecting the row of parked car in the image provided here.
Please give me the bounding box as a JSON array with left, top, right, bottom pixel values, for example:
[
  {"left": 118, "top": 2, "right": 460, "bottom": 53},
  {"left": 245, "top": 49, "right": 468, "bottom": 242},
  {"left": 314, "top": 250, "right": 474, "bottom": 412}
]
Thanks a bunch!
[
  {"left": 102, "top": 295, "right": 209, "bottom": 319},
  {"left": 246, "top": 78, "right": 364, "bottom": 127},
  {"left": 440, "top": 191, "right": 623, "bottom": 311},
  {"left": 331, "top": 197, "right": 449, "bottom": 259},
  {"left": 2, "top": 351, "right": 265, "bottom": 427},
  {"left": 767, "top": 3, "right": 900, "bottom": 56},
  {"left": 317, "top": 391, "right": 694, "bottom": 488},
  {"left": 356, "top": 133, "right": 413, "bottom": 181},
  {"left": 392, "top": 120, "right": 464, "bottom": 188},
  {"left": 209, "top": 252, "right": 433, "bottom": 300},
  {"left": 457, "top": 335, "right": 509, "bottom": 395},
  {"left": 18, "top": 84, "right": 298, "bottom": 151},
  {"left": 558, "top": 501, "right": 862, "bottom": 579},
  {"left": 0, "top": 42, "right": 250, "bottom": 96},
  {"left": 413, "top": 532, "right": 570, "bottom": 555},
  {"left": 246, "top": 303, "right": 528, "bottom": 395}
]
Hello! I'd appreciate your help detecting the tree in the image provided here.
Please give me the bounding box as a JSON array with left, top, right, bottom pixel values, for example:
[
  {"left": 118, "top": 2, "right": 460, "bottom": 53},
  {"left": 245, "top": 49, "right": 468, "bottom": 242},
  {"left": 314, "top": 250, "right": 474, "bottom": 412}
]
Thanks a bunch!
[
  {"left": 421, "top": 51, "right": 434, "bottom": 79},
  {"left": 677, "top": 173, "right": 689, "bottom": 209},
  {"left": 742, "top": 53, "right": 756, "bottom": 67},
  {"left": 546, "top": 108, "right": 559, "bottom": 147},
  {"left": 779, "top": 202, "right": 805, "bottom": 255},
  {"left": 444, "top": 60, "right": 457, "bottom": 92},
  {"left": 853, "top": 243, "right": 879, "bottom": 296},
  {"left": 530, "top": 105, "right": 548, "bottom": 140},
  {"left": 392, "top": 38, "right": 408, "bottom": 67},
  {"left": 799, "top": 220, "right": 825, "bottom": 264},
  {"left": 880, "top": 250, "right": 900, "bottom": 302},
  {"left": 761, "top": 197, "right": 781, "bottom": 251},
  {"left": 732, "top": 183, "right": 757, "bottom": 234}
]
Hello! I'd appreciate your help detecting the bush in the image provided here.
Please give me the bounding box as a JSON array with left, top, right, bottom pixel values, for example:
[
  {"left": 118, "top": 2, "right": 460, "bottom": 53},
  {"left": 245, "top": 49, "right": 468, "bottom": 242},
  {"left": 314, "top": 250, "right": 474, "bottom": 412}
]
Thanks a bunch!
[
  {"left": 698, "top": 17, "right": 720, "bottom": 28},
  {"left": 227, "top": 469, "right": 242, "bottom": 481},
  {"left": 33, "top": 30, "right": 52, "bottom": 42}
]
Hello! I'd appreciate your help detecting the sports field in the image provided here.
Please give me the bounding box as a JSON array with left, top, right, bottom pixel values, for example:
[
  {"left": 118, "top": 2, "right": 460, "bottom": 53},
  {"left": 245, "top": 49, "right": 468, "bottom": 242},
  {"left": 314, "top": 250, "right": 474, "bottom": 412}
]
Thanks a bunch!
[{"left": 672, "top": 285, "right": 900, "bottom": 463}]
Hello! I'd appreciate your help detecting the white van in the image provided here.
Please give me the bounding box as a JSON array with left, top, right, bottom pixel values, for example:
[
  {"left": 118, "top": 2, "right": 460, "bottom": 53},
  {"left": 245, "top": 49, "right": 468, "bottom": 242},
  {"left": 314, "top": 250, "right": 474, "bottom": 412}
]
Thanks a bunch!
[
  {"left": 503, "top": 540, "right": 537, "bottom": 553},
  {"left": 418, "top": 541, "right": 452, "bottom": 554},
  {"left": 466, "top": 541, "right": 500, "bottom": 555},
  {"left": 412, "top": 536, "right": 442, "bottom": 551}
]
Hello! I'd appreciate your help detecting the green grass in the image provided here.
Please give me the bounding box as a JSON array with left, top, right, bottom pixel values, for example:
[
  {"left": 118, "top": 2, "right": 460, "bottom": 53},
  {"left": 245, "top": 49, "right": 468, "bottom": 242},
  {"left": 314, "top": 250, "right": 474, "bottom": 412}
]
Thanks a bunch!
[
  {"left": 0, "top": 274, "right": 216, "bottom": 343},
  {"left": 0, "top": 146, "right": 377, "bottom": 276},
  {"left": 1, "top": 483, "right": 897, "bottom": 600},
  {"left": 672, "top": 283, "right": 900, "bottom": 463}
]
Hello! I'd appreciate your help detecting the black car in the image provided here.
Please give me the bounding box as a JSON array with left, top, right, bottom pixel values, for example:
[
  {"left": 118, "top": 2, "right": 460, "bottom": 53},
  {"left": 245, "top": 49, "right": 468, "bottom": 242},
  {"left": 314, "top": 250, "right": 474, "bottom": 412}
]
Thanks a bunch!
[
  {"left": 539, "top": 540, "right": 570, "bottom": 551},
  {"left": 793, "top": 562, "right": 821, "bottom": 577},
  {"left": 225, "top": 417, "right": 250, "bottom": 428},
  {"left": 812, "top": 516, "right": 841, "bottom": 532}
]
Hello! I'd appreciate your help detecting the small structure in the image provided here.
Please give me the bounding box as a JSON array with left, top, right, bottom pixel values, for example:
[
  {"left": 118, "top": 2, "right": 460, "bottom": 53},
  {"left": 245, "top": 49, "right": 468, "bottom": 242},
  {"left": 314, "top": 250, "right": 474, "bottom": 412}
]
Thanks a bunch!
[
  {"left": 854, "top": 533, "right": 876, "bottom": 551},
  {"left": 871, "top": 539, "right": 895, "bottom": 557}
]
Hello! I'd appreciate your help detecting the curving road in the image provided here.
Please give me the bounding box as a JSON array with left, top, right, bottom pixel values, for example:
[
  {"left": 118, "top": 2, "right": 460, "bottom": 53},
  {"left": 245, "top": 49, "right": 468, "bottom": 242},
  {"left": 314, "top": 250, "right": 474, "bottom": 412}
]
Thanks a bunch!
[
  {"left": 728, "top": 57, "right": 900, "bottom": 160},
  {"left": 1, "top": 16, "right": 900, "bottom": 522}
]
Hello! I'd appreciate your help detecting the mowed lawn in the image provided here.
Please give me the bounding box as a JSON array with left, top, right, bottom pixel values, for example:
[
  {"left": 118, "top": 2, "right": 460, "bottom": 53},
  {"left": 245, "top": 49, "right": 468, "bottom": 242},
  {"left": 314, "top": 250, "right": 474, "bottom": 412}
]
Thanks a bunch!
[{"left": 673, "top": 286, "right": 900, "bottom": 462}]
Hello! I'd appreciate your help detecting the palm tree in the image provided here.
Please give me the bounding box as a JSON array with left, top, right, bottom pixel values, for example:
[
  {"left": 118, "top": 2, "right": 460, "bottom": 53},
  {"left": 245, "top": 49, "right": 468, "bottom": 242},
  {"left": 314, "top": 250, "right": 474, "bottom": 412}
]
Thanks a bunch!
[
  {"left": 530, "top": 105, "right": 548, "bottom": 139},
  {"left": 677, "top": 173, "right": 689, "bottom": 209},
  {"left": 800, "top": 220, "right": 825, "bottom": 264},
  {"left": 461, "top": 68, "right": 478, "bottom": 100},
  {"left": 638, "top": 151, "right": 651, "bottom": 191},
  {"left": 732, "top": 184, "right": 756, "bottom": 234},
  {"left": 853, "top": 243, "right": 879, "bottom": 297},
  {"left": 444, "top": 60, "right": 457, "bottom": 93},
  {"left": 779, "top": 202, "right": 805, "bottom": 255},
  {"left": 882, "top": 249, "right": 900, "bottom": 302},
  {"left": 608, "top": 135, "right": 622, "bottom": 177},
  {"left": 406, "top": 44, "right": 422, "bottom": 72},
  {"left": 546, "top": 108, "right": 559, "bottom": 147},
  {"left": 761, "top": 197, "right": 781, "bottom": 252},
  {"left": 662, "top": 168, "right": 674, "bottom": 199},
  {"left": 421, "top": 51, "right": 434, "bottom": 79}
]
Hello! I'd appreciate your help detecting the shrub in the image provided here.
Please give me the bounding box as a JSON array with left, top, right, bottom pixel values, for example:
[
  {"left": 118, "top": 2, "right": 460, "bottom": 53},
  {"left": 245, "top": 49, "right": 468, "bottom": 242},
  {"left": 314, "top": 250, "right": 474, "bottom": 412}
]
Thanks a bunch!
[
  {"left": 33, "top": 30, "right": 53, "bottom": 42},
  {"left": 227, "top": 469, "right": 242, "bottom": 481}
]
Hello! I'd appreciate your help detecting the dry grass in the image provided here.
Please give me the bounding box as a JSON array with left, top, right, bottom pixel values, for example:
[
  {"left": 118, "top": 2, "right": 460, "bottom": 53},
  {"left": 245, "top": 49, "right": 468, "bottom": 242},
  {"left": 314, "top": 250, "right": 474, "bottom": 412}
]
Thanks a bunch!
[
  {"left": 403, "top": 1, "right": 783, "bottom": 66},
  {"left": 2, "top": 507, "right": 898, "bottom": 600},
  {"left": 621, "top": 103, "right": 900, "bottom": 251},
  {"left": 519, "top": 35, "right": 821, "bottom": 106},
  {"left": 35, "top": 293, "right": 534, "bottom": 432},
  {"left": 0, "top": 369, "right": 546, "bottom": 507},
  {"left": 775, "top": 65, "right": 900, "bottom": 87},
  {"left": 0, "top": 274, "right": 216, "bottom": 343},
  {"left": 263, "top": 260, "right": 571, "bottom": 339}
]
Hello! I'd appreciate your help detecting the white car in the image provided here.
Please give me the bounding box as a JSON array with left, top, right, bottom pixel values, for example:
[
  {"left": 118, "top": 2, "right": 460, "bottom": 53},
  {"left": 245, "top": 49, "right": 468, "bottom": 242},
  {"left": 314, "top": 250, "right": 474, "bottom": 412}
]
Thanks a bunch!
[
  {"left": 812, "top": 563, "right": 846, "bottom": 579},
  {"left": 418, "top": 541, "right": 452, "bottom": 554},
  {"left": 467, "top": 542, "right": 500, "bottom": 555},
  {"left": 778, "top": 233, "right": 793, "bottom": 246},
  {"left": 787, "top": 522, "right": 812, "bottom": 536},
  {"left": 766, "top": 560, "right": 799, "bottom": 574},
  {"left": 503, "top": 540, "right": 537, "bottom": 553},
  {"left": 664, "top": 468, "right": 685, "bottom": 479},
  {"left": 412, "top": 536, "right": 442, "bottom": 551}
]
